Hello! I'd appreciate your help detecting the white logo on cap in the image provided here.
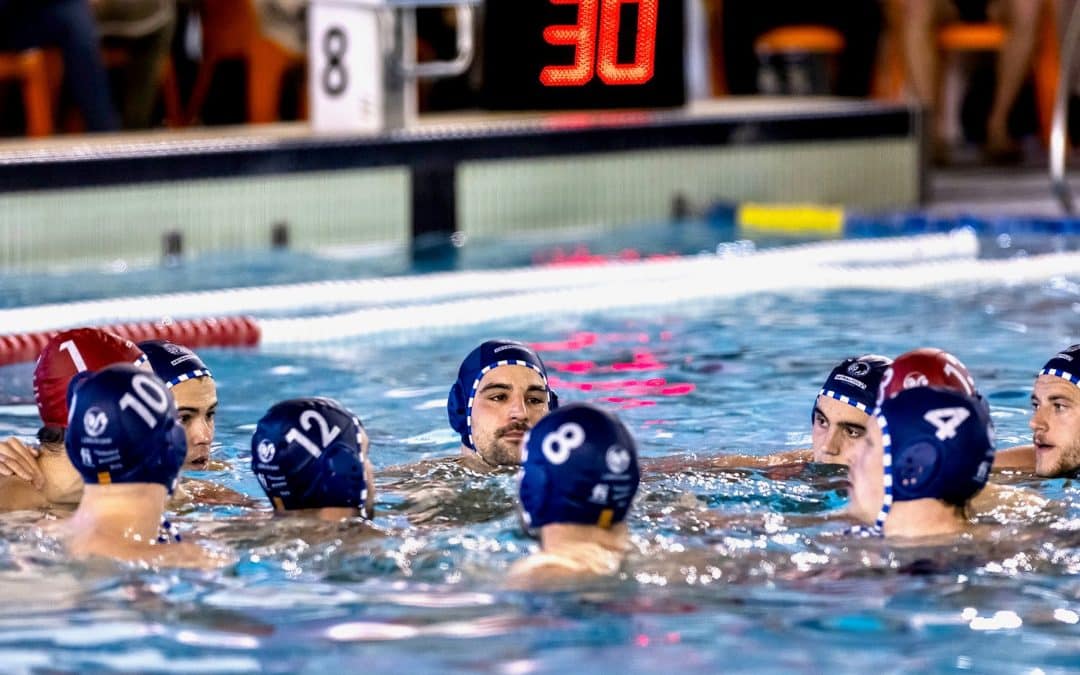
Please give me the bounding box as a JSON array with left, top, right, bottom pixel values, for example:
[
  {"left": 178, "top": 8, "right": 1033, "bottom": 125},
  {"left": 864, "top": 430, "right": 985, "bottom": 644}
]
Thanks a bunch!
[
  {"left": 83, "top": 407, "right": 109, "bottom": 437},
  {"left": 257, "top": 440, "right": 276, "bottom": 463},
  {"left": 164, "top": 343, "right": 184, "bottom": 356},
  {"left": 80, "top": 447, "right": 92, "bottom": 467},
  {"left": 590, "top": 484, "right": 609, "bottom": 503},
  {"left": 605, "top": 445, "right": 631, "bottom": 474},
  {"left": 902, "top": 371, "right": 928, "bottom": 389},
  {"left": 848, "top": 361, "right": 871, "bottom": 377}
]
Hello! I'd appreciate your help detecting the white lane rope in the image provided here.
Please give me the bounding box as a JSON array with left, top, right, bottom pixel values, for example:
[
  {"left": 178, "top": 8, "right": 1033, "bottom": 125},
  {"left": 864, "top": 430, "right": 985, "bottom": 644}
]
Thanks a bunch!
[
  {"left": 258, "top": 247, "right": 1080, "bottom": 345},
  {"left": 0, "top": 232, "right": 977, "bottom": 335}
]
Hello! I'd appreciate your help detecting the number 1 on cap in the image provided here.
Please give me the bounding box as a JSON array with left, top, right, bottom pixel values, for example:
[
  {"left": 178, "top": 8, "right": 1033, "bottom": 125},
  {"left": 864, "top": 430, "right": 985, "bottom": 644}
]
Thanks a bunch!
[{"left": 59, "top": 340, "right": 88, "bottom": 372}]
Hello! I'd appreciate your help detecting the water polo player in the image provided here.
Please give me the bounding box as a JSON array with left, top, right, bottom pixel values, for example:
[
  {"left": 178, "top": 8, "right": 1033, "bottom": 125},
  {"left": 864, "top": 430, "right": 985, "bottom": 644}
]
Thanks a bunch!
[
  {"left": 507, "top": 402, "right": 640, "bottom": 588},
  {"left": 847, "top": 386, "right": 995, "bottom": 538},
  {"left": 251, "top": 397, "right": 374, "bottom": 520},
  {"left": 0, "top": 327, "right": 145, "bottom": 510},
  {"left": 448, "top": 339, "right": 559, "bottom": 472},
  {"left": 57, "top": 364, "right": 229, "bottom": 567},
  {"left": 138, "top": 340, "right": 216, "bottom": 467}
]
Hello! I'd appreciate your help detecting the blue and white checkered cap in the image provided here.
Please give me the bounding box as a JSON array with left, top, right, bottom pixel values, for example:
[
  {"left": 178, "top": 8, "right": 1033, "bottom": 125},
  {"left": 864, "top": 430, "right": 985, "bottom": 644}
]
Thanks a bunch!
[
  {"left": 817, "top": 354, "right": 892, "bottom": 413},
  {"left": 1039, "top": 344, "right": 1080, "bottom": 387},
  {"left": 137, "top": 340, "right": 213, "bottom": 389},
  {"left": 448, "top": 340, "right": 558, "bottom": 451}
]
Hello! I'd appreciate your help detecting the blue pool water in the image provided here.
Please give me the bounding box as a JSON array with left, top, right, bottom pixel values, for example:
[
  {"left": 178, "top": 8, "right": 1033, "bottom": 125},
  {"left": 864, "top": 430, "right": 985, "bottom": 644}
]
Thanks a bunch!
[{"left": 0, "top": 227, "right": 1079, "bottom": 672}]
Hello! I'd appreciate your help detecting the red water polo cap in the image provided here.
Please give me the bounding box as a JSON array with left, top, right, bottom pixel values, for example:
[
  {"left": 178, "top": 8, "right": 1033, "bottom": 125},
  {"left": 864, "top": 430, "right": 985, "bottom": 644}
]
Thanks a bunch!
[
  {"left": 33, "top": 328, "right": 146, "bottom": 428},
  {"left": 879, "top": 347, "right": 977, "bottom": 405}
]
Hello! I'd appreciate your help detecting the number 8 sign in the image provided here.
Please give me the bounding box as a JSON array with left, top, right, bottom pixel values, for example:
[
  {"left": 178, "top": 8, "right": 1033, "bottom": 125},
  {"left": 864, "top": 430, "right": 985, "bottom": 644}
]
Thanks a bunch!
[{"left": 309, "top": 2, "right": 384, "bottom": 133}]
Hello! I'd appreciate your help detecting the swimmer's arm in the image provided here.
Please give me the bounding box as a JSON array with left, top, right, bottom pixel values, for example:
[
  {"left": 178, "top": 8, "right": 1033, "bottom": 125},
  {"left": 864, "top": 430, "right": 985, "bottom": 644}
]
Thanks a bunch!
[
  {"left": 643, "top": 449, "right": 811, "bottom": 473},
  {"left": 171, "top": 478, "right": 258, "bottom": 508},
  {"left": 0, "top": 474, "right": 50, "bottom": 512},
  {"left": 82, "top": 539, "right": 236, "bottom": 569},
  {"left": 0, "top": 437, "right": 43, "bottom": 489},
  {"left": 991, "top": 445, "right": 1035, "bottom": 471}
]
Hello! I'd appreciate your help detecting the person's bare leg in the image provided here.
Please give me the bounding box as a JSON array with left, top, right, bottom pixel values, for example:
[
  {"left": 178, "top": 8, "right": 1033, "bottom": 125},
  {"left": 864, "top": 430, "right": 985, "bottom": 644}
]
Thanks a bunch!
[
  {"left": 901, "top": 0, "right": 956, "bottom": 155},
  {"left": 986, "top": 0, "right": 1040, "bottom": 155}
]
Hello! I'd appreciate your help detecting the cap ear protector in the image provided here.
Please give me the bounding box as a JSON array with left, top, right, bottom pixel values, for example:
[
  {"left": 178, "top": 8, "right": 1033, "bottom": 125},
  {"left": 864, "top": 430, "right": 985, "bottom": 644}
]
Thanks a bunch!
[
  {"left": 251, "top": 397, "right": 368, "bottom": 512},
  {"left": 518, "top": 402, "right": 640, "bottom": 531},
  {"left": 1039, "top": 344, "right": 1080, "bottom": 386},
  {"left": 65, "top": 364, "right": 187, "bottom": 494},
  {"left": 816, "top": 354, "right": 892, "bottom": 418},
  {"left": 137, "top": 340, "right": 213, "bottom": 388},
  {"left": 874, "top": 386, "right": 995, "bottom": 529},
  {"left": 448, "top": 340, "right": 559, "bottom": 451}
]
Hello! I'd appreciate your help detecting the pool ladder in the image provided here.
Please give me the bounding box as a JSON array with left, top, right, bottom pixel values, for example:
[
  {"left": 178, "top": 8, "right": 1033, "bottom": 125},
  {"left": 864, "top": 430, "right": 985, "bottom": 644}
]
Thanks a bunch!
[{"left": 1052, "top": 1, "right": 1080, "bottom": 213}]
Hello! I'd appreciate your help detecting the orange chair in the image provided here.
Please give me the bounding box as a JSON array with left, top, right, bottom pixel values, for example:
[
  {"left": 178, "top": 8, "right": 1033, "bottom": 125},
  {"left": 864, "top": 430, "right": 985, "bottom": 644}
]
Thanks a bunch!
[
  {"left": 880, "top": 0, "right": 1060, "bottom": 145},
  {"left": 752, "top": 25, "right": 846, "bottom": 95},
  {"left": 754, "top": 26, "right": 846, "bottom": 56},
  {"left": 0, "top": 49, "right": 53, "bottom": 136},
  {"left": 186, "top": 0, "right": 306, "bottom": 125}
]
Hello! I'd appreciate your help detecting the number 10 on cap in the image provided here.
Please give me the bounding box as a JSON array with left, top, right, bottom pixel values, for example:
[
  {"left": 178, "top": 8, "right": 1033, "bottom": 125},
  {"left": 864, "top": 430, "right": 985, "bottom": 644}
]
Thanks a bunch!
[{"left": 309, "top": 2, "right": 384, "bottom": 134}]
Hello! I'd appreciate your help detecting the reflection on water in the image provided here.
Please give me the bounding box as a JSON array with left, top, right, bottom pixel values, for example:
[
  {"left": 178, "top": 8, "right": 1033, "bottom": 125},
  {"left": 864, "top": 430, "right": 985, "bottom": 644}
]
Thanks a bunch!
[{"left": 0, "top": 256, "right": 1078, "bottom": 670}]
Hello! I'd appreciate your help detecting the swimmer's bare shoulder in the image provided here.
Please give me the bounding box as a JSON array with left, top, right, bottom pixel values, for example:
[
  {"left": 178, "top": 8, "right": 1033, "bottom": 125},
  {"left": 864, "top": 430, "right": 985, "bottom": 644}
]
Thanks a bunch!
[
  {"left": 67, "top": 535, "right": 234, "bottom": 569},
  {"left": 991, "top": 445, "right": 1035, "bottom": 471},
  {"left": 505, "top": 553, "right": 614, "bottom": 591},
  {"left": 969, "top": 481, "right": 1052, "bottom": 522}
]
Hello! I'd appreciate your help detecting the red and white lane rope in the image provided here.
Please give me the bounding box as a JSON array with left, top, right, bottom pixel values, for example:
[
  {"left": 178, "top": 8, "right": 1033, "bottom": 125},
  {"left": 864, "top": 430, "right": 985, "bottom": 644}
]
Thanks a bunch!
[{"left": 2, "top": 230, "right": 1075, "bottom": 361}]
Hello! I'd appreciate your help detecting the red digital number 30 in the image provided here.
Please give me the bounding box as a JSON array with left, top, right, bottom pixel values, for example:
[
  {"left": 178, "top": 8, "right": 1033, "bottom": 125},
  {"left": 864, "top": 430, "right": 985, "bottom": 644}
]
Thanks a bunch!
[{"left": 540, "top": 0, "right": 658, "bottom": 87}]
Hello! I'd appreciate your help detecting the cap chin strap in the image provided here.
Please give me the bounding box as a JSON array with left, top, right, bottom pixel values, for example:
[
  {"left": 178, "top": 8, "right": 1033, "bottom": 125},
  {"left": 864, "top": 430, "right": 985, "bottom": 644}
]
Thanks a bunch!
[
  {"left": 874, "top": 411, "right": 894, "bottom": 531},
  {"left": 465, "top": 360, "right": 548, "bottom": 453}
]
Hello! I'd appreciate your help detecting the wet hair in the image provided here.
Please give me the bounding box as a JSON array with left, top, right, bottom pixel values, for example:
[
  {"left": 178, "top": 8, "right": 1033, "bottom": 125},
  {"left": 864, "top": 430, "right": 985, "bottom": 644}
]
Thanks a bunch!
[{"left": 37, "top": 424, "right": 64, "bottom": 446}]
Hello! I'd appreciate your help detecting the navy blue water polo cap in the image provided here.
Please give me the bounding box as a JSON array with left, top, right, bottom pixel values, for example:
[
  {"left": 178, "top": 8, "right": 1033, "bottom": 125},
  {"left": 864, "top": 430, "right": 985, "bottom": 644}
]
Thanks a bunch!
[
  {"left": 137, "top": 340, "right": 213, "bottom": 389},
  {"left": 448, "top": 340, "right": 558, "bottom": 451},
  {"left": 251, "top": 397, "right": 368, "bottom": 512},
  {"left": 1040, "top": 344, "right": 1080, "bottom": 386},
  {"left": 818, "top": 354, "right": 893, "bottom": 413},
  {"left": 65, "top": 364, "right": 186, "bottom": 492},
  {"left": 518, "top": 402, "right": 639, "bottom": 530},
  {"left": 873, "top": 386, "right": 995, "bottom": 529}
]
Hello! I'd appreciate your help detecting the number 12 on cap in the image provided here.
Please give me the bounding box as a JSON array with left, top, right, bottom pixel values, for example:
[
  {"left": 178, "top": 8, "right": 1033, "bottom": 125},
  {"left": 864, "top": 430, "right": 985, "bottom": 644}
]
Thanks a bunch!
[{"left": 308, "top": 3, "right": 383, "bottom": 133}]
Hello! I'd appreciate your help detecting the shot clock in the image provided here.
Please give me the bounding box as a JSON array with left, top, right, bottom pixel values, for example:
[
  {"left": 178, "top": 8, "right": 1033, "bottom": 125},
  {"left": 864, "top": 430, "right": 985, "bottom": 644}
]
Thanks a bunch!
[{"left": 482, "top": 0, "right": 686, "bottom": 110}]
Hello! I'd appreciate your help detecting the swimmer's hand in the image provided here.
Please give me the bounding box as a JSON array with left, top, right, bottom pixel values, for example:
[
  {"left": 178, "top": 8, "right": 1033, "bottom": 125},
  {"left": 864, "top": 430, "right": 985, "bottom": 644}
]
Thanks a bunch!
[
  {"left": 0, "top": 437, "right": 43, "bottom": 489},
  {"left": 171, "top": 478, "right": 258, "bottom": 508}
]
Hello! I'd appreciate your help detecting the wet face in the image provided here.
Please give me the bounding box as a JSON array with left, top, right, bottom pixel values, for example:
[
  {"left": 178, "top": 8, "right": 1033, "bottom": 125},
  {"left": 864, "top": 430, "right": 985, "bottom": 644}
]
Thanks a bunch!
[
  {"left": 469, "top": 365, "right": 549, "bottom": 467},
  {"left": 811, "top": 395, "right": 872, "bottom": 465},
  {"left": 172, "top": 377, "right": 217, "bottom": 468},
  {"left": 847, "top": 416, "right": 885, "bottom": 525},
  {"left": 1030, "top": 375, "right": 1080, "bottom": 476}
]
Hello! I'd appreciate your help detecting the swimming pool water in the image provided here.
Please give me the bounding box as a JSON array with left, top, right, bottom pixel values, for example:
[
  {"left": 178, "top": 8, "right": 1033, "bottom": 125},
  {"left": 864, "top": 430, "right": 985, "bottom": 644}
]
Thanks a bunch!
[{"left": 0, "top": 230, "right": 1079, "bottom": 673}]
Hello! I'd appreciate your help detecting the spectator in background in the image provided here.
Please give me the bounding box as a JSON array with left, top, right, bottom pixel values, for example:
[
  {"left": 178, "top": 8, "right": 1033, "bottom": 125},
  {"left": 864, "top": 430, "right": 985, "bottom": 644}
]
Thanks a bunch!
[
  {"left": 0, "top": 0, "right": 119, "bottom": 132},
  {"left": 92, "top": 0, "right": 176, "bottom": 129},
  {"left": 720, "top": 1, "right": 884, "bottom": 97},
  {"left": 899, "top": 0, "right": 1041, "bottom": 163}
]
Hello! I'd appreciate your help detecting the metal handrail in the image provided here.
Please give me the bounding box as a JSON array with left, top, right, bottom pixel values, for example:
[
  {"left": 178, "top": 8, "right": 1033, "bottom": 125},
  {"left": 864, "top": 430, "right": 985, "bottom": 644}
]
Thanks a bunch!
[{"left": 1051, "top": 1, "right": 1080, "bottom": 214}]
